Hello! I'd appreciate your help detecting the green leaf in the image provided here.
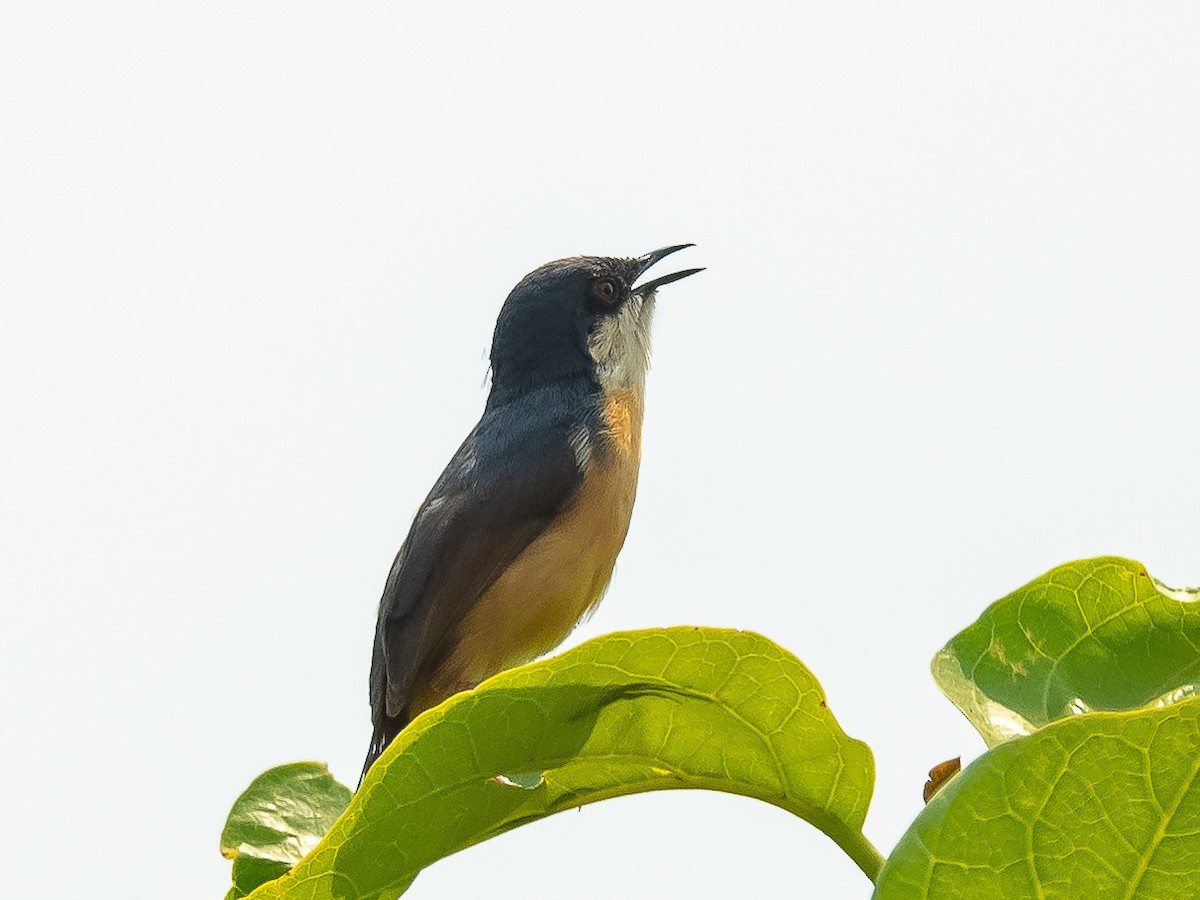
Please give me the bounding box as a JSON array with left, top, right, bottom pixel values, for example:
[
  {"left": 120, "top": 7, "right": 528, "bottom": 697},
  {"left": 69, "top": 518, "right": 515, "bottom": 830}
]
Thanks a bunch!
[
  {"left": 221, "top": 762, "right": 352, "bottom": 897},
  {"left": 933, "top": 557, "right": 1200, "bottom": 746},
  {"left": 874, "top": 695, "right": 1200, "bottom": 898},
  {"left": 245, "top": 627, "right": 881, "bottom": 899}
]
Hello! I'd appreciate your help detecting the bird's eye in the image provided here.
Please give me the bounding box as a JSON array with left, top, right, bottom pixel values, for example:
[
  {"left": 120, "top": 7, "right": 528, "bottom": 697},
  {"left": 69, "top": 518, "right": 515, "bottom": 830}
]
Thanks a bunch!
[{"left": 590, "top": 278, "right": 619, "bottom": 307}]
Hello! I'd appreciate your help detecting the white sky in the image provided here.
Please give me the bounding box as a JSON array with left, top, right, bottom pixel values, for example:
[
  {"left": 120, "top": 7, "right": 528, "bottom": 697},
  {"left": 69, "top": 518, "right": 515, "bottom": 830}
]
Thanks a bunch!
[{"left": 3, "top": 3, "right": 1198, "bottom": 897}]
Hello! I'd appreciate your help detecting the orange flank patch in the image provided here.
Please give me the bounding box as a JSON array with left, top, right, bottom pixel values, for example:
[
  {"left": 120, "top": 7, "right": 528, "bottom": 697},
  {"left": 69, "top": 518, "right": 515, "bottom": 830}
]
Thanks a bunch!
[{"left": 601, "top": 388, "right": 643, "bottom": 456}]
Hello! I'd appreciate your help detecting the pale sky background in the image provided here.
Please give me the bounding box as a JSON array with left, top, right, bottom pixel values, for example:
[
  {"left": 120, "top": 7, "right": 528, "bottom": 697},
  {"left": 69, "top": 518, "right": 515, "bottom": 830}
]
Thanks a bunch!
[{"left": 2, "top": 3, "right": 1198, "bottom": 898}]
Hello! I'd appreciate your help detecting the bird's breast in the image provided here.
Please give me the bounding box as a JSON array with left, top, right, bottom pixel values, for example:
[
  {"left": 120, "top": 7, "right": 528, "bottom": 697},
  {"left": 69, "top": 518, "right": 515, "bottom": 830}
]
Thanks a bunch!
[{"left": 425, "top": 387, "right": 645, "bottom": 700}]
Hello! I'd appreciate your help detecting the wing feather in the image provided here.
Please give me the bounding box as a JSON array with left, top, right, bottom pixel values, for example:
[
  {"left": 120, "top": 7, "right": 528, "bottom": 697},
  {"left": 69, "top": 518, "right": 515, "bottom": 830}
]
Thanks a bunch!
[{"left": 368, "top": 396, "right": 586, "bottom": 734}]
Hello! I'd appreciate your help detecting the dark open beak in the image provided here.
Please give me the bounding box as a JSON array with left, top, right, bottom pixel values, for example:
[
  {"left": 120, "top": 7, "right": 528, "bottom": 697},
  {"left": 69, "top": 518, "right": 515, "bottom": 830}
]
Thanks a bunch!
[{"left": 633, "top": 244, "right": 704, "bottom": 296}]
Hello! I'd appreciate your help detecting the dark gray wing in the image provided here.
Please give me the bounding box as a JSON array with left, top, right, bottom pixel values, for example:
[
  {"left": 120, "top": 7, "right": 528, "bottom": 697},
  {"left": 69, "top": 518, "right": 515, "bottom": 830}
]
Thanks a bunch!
[{"left": 367, "top": 397, "right": 586, "bottom": 761}]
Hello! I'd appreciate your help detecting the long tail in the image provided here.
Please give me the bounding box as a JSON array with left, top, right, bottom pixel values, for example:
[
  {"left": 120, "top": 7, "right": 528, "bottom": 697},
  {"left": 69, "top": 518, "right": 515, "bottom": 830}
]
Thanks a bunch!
[{"left": 359, "top": 714, "right": 407, "bottom": 787}]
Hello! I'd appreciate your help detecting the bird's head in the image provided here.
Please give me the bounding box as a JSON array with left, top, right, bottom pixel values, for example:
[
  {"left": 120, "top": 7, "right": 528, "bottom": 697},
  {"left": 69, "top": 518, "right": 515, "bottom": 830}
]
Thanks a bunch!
[{"left": 488, "top": 245, "right": 702, "bottom": 402}]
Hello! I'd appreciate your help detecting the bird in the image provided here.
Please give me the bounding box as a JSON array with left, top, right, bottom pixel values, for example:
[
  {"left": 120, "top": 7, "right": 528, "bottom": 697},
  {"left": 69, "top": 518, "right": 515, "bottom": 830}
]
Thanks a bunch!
[{"left": 362, "top": 245, "right": 702, "bottom": 782}]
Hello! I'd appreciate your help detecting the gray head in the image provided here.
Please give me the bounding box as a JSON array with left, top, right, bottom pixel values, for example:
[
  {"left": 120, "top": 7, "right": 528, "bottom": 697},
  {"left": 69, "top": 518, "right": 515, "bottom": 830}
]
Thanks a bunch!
[{"left": 488, "top": 245, "right": 702, "bottom": 403}]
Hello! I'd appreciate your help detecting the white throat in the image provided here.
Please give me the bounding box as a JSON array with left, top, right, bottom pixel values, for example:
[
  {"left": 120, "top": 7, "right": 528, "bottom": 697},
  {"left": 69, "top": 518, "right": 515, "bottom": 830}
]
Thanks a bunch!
[{"left": 586, "top": 292, "right": 655, "bottom": 392}]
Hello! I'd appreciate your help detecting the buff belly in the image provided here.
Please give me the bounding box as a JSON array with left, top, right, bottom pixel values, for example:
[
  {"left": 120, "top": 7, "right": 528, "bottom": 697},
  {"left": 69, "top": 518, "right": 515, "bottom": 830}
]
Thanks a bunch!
[{"left": 415, "top": 388, "right": 643, "bottom": 710}]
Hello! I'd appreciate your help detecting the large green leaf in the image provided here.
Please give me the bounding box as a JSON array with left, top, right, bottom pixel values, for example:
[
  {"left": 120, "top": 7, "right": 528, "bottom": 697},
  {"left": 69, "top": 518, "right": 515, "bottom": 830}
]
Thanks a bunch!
[
  {"left": 933, "top": 557, "right": 1200, "bottom": 746},
  {"left": 874, "top": 695, "right": 1200, "bottom": 898},
  {"left": 244, "top": 627, "right": 880, "bottom": 899},
  {"left": 221, "top": 762, "right": 352, "bottom": 899}
]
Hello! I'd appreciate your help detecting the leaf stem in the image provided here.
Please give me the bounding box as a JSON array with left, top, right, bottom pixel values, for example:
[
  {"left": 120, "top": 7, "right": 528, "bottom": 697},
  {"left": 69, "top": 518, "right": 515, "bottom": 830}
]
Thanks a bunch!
[{"left": 837, "top": 830, "right": 885, "bottom": 883}]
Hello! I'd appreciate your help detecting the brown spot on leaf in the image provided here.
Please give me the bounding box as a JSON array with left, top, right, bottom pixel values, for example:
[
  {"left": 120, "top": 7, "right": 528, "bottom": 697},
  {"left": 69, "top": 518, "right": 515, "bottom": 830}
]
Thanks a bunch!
[{"left": 923, "top": 756, "right": 961, "bottom": 803}]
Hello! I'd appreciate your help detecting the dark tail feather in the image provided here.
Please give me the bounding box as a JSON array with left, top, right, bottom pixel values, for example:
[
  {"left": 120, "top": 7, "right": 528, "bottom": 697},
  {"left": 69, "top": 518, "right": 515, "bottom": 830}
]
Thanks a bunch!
[
  {"left": 359, "top": 733, "right": 384, "bottom": 788},
  {"left": 359, "top": 715, "right": 407, "bottom": 788},
  {"left": 363, "top": 626, "right": 410, "bottom": 787}
]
